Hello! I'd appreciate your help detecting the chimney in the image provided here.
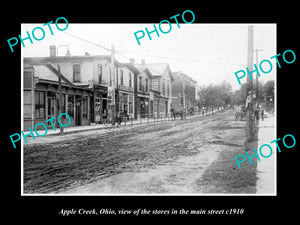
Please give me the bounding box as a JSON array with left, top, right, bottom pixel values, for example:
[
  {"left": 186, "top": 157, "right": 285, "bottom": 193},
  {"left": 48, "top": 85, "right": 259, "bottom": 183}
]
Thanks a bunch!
[
  {"left": 66, "top": 49, "right": 71, "bottom": 56},
  {"left": 49, "top": 45, "right": 56, "bottom": 57},
  {"left": 141, "top": 59, "right": 145, "bottom": 65},
  {"left": 130, "top": 58, "right": 135, "bottom": 65}
]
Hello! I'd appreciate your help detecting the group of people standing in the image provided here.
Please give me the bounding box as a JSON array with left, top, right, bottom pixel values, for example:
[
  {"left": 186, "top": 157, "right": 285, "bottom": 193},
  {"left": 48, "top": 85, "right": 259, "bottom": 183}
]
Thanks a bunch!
[{"left": 254, "top": 104, "right": 265, "bottom": 121}]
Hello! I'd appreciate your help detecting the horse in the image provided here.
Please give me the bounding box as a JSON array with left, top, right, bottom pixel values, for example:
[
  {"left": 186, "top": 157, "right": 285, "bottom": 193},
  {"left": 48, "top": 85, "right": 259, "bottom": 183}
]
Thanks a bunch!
[{"left": 170, "top": 108, "right": 185, "bottom": 120}]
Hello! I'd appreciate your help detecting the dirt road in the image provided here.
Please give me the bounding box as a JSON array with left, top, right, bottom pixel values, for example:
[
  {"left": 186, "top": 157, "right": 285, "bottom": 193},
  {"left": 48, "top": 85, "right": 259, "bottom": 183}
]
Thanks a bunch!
[{"left": 24, "top": 109, "right": 256, "bottom": 194}]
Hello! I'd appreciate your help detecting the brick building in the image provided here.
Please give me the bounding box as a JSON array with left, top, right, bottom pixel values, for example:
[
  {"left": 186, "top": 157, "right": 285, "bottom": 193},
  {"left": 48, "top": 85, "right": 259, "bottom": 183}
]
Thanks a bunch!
[{"left": 171, "top": 71, "right": 196, "bottom": 112}]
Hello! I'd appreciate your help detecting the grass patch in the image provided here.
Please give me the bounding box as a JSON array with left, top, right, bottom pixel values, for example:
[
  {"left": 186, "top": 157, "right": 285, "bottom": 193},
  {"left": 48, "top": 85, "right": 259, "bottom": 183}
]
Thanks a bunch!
[{"left": 196, "top": 117, "right": 259, "bottom": 194}]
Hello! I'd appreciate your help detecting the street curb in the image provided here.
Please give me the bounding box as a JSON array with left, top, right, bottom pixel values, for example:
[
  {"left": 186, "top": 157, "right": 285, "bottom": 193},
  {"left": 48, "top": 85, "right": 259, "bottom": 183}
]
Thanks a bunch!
[{"left": 47, "top": 109, "right": 226, "bottom": 137}]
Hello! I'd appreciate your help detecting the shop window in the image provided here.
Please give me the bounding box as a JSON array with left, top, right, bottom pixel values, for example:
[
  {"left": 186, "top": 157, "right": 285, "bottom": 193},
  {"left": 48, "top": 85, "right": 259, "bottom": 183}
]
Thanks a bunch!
[
  {"left": 82, "top": 97, "right": 88, "bottom": 118},
  {"left": 23, "top": 90, "right": 32, "bottom": 118},
  {"left": 35, "top": 91, "right": 45, "bottom": 119},
  {"left": 128, "top": 94, "right": 133, "bottom": 114},
  {"left": 68, "top": 95, "right": 74, "bottom": 118},
  {"left": 73, "top": 64, "right": 81, "bottom": 82}
]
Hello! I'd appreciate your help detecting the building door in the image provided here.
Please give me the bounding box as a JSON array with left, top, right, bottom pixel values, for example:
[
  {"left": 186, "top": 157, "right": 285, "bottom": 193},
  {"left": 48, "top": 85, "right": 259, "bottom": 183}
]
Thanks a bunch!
[
  {"left": 90, "top": 96, "right": 94, "bottom": 122},
  {"left": 140, "top": 99, "right": 145, "bottom": 118},
  {"left": 75, "top": 96, "right": 81, "bottom": 126},
  {"left": 47, "top": 96, "right": 56, "bottom": 127},
  {"left": 165, "top": 101, "right": 168, "bottom": 117}
]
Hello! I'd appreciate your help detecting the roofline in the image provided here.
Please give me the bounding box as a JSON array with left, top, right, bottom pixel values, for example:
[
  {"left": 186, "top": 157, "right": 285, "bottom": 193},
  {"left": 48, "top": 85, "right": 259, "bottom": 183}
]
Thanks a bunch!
[
  {"left": 24, "top": 55, "right": 123, "bottom": 66},
  {"left": 172, "top": 71, "right": 197, "bottom": 83},
  {"left": 120, "top": 63, "right": 140, "bottom": 74}
]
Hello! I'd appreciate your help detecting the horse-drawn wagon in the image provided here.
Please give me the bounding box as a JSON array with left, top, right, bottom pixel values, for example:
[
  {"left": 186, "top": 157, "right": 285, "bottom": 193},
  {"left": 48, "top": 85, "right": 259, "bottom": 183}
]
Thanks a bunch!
[{"left": 235, "top": 106, "right": 246, "bottom": 121}]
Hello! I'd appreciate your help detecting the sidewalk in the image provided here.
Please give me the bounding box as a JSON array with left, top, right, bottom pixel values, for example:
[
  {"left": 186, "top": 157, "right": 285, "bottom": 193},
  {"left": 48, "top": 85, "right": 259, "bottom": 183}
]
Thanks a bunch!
[
  {"left": 256, "top": 111, "right": 276, "bottom": 195},
  {"left": 45, "top": 116, "right": 173, "bottom": 136},
  {"left": 43, "top": 108, "right": 223, "bottom": 136}
]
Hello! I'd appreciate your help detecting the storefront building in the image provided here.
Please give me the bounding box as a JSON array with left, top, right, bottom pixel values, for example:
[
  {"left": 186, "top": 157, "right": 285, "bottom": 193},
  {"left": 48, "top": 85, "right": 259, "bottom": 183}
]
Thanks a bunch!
[
  {"left": 135, "top": 66, "right": 152, "bottom": 118},
  {"left": 135, "top": 61, "right": 174, "bottom": 118},
  {"left": 23, "top": 65, "right": 96, "bottom": 131}
]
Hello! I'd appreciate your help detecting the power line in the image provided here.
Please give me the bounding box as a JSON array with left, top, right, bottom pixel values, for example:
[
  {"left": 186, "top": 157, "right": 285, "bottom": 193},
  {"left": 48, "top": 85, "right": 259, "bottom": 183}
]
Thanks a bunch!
[
  {"left": 53, "top": 27, "right": 111, "bottom": 52},
  {"left": 115, "top": 48, "right": 244, "bottom": 67},
  {"left": 54, "top": 28, "right": 244, "bottom": 67}
]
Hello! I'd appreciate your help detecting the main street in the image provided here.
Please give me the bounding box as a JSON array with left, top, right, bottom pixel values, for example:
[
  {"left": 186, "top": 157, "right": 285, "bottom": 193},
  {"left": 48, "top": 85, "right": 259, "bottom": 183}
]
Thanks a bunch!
[{"left": 24, "top": 109, "right": 257, "bottom": 194}]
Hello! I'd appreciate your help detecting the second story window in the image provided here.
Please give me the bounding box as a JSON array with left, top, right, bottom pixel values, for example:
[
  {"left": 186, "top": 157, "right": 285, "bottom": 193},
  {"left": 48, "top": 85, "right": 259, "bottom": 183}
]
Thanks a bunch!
[
  {"left": 120, "top": 70, "right": 124, "bottom": 86},
  {"left": 129, "top": 73, "right": 132, "bottom": 88},
  {"left": 73, "top": 64, "right": 81, "bottom": 82},
  {"left": 145, "top": 79, "right": 149, "bottom": 92},
  {"left": 167, "top": 82, "right": 169, "bottom": 96},
  {"left": 139, "top": 77, "right": 142, "bottom": 91},
  {"left": 98, "top": 65, "right": 102, "bottom": 84}
]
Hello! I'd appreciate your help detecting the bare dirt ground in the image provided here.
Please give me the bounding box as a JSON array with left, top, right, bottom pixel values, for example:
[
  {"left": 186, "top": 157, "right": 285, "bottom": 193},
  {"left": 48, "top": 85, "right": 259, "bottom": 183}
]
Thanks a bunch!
[{"left": 24, "top": 109, "right": 256, "bottom": 194}]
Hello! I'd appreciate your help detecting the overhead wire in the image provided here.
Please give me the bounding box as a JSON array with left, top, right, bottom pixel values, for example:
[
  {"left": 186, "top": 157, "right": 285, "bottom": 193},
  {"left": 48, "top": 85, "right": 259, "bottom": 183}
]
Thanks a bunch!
[{"left": 54, "top": 26, "right": 245, "bottom": 67}]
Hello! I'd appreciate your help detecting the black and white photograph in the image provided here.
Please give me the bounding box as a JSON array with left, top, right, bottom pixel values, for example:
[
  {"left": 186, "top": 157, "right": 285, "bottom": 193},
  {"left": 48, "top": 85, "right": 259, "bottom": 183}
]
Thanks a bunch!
[
  {"left": 3, "top": 6, "right": 298, "bottom": 222},
  {"left": 20, "top": 23, "right": 276, "bottom": 195}
]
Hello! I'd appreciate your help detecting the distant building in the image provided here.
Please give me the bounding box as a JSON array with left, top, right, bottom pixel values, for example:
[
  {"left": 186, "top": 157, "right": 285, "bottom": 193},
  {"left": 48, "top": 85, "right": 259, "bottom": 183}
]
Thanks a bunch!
[
  {"left": 171, "top": 71, "right": 197, "bottom": 112},
  {"left": 134, "top": 61, "right": 153, "bottom": 118},
  {"left": 135, "top": 60, "right": 174, "bottom": 117}
]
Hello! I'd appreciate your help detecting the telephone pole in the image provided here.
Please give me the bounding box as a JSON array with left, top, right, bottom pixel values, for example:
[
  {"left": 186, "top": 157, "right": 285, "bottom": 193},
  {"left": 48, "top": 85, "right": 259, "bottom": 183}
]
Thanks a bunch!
[
  {"left": 110, "top": 44, "right": 116, "bottom": 125},
  {"left": 247, "top": 26, "right": 254, "bottom": 97},
  {"left": 246, "top": 25, "right": 254, "bottom": 141},
  {"left": 56, "top": 45, "right": 69, "bottom": 135},
  {"left": 254, "top": 48, "right": 263, "bottom": 103}
]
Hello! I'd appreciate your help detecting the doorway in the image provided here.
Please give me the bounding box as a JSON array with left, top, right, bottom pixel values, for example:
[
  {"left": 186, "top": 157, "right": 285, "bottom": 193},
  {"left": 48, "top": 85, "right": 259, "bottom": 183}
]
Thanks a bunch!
[
  {"left": 75, "top": 96, "right": 81, "bottom": 126},
  {"left": 47, "top": 92, "right": 56, "bottom": 127}
]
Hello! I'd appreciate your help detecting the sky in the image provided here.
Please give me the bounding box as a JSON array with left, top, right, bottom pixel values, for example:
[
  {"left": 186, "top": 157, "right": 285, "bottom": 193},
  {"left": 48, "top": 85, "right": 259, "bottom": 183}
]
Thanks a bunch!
[{"left": 22, "top": 23, "right": 276, "bottom": 91}]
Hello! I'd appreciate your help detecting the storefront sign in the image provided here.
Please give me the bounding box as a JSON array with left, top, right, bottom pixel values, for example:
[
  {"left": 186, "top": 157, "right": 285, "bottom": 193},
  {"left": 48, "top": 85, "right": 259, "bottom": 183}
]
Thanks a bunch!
[{"left": 119, "top": 85, "right": 134, "bottom": 93}]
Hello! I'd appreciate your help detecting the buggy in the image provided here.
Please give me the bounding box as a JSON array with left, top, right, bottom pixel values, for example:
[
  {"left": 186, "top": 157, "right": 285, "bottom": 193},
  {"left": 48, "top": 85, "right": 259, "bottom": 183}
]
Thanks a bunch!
[{"left": 235, "top": 106, "right": 246, "bottom": 121}]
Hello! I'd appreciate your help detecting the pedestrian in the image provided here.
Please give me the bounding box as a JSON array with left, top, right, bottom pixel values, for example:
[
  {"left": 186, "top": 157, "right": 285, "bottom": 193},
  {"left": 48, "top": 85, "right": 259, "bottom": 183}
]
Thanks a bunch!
[
  {"left": 254, "top": 106, "right": 259, "bottom": 121},
  {"left": 260, "top": 106, "right": 264, "bottom": 121},
  {"left": 117, "top": 111, "right": 122, "bottom": 126}
]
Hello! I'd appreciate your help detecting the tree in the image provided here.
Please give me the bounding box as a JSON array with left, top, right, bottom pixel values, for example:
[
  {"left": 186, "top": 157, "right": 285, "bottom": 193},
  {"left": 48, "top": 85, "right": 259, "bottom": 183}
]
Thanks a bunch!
[
  {"left": 218, "top": 81, "right": 233, "bottom": 107},
  {"left": 263, "top": 80, "right": 274, "bottom": 99},
  {"left": 196, "top": 81, "right": 234, "bottom": 112}
]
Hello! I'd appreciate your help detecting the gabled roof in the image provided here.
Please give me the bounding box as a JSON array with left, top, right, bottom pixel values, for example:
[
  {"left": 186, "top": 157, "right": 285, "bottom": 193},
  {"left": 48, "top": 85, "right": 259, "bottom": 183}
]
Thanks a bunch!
[
  {"left": 134, "top": 65, "right": 153, "bottom": 78},
  {"left": 135, "top": 63, "right": 174, "bottom": 81},
  {"left": 120, "top": 63, "right": 140, "bottom": 74}
]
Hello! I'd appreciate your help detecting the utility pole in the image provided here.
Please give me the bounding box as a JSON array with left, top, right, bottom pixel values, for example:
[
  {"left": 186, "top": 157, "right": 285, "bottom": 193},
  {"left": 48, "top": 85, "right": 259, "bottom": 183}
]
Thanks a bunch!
[
  {"left": 254, "top": 48, "right": 263, "bottom": 103},
  {"left": 247, "top": 26, "right": 254, "bottom": 98},
  {"left": 247, "top": 25, "right": 254, "bottom": 141},
  {"left": 57, "top": 65, "right": 64, "bottom": 135},
  {"left": 56, "top": 45, "right": 69, "bottom": 135},
  {"left": 110, "top": 44, "right": 116, "bottom": 125}
]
